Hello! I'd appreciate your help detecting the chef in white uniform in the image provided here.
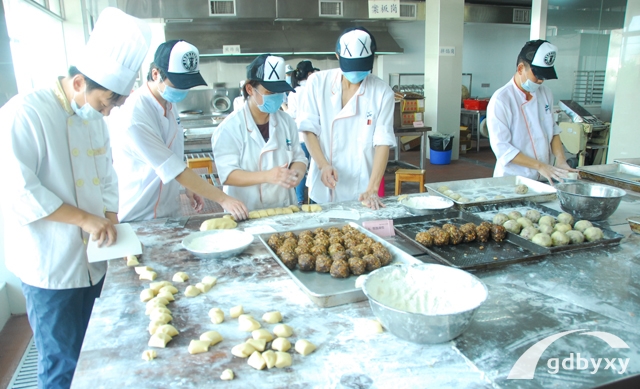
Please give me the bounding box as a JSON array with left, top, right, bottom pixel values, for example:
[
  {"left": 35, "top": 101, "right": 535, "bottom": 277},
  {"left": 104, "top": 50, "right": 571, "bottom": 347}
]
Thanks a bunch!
[
  {"left": 297, "top": 27, "right": 396, "bottom": 209},
  {"left": 108, "top": 40, "right": 248, "bottom": 222},
  {"left": 0, "top": 8, "right": 151, "bottom": 388},
  {"left": 212, "top": 55, "right": 308, "bottom": 211},
  {"left": 487, "top": 40, "right": 576, "bottom": 184}
]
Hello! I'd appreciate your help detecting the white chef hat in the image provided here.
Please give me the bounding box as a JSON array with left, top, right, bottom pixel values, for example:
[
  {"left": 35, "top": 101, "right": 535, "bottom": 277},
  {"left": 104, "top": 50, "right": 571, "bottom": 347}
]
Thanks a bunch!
[{"left": 76, "top": 7, "right": 152, "bottom": 96}]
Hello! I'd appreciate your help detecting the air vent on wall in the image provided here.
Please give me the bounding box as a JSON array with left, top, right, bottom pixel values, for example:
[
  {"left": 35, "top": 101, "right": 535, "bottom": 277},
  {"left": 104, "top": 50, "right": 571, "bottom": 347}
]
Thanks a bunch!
[
  {"left": 209, "top": 0, "right": 236, "bottom": 16},
  {"left": 513, "top": 8, "right": 531, "bottom": 24},
  {"left": 399, "top": 3, "right": 416, "bottom": 19},
  {"left": 319, "top": 0, "right": 343, "bottom": 18}
]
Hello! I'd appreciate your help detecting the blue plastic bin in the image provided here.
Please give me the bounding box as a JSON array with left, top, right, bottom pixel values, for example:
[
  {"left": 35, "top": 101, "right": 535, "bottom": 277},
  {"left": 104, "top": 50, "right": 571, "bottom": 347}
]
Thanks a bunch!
[{"left": 430, "top": 149, "right": 452, "bottom": 165}]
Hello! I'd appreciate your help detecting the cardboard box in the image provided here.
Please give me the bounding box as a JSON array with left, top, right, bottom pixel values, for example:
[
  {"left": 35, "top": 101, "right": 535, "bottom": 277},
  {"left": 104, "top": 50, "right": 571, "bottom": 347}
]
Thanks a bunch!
[
  {"left": 401, "top": 135, "right": 421, "bottom": 151},
  {"left": 401, "top": 112, "right": 423, "bottom": 126},
  {"left": 401, "top": 98, "right": 425, "bottom": 113}
]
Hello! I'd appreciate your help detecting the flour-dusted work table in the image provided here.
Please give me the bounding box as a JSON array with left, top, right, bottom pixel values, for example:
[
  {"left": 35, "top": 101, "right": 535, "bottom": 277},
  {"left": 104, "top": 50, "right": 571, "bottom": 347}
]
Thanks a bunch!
[{"left": 72, "top": 192, "right": 640, "bottom": 388}]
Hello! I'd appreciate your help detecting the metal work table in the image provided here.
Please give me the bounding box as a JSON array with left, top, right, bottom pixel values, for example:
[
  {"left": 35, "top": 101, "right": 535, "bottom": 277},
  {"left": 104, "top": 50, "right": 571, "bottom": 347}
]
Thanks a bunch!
[
  {"left": 72, "top": 191, "right": 640, "bottom": 388},
  {"left": 461, "top": 108, "right": 486, "bottom": 152},
  {"left": 390, "top": 126, "right": 431, "bottom": 170}
]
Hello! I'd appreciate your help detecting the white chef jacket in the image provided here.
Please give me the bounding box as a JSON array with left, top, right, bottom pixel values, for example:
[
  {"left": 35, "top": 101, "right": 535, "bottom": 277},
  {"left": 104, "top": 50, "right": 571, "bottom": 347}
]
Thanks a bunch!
[
  {"left": 286, "top": 80, "right": 307, "bottom": 143},
  {"left": 212, "top": 104, "right": 308, "bottom": 211},
  {"left": 487, "top": 78, "right": 562, "bottom": 179},
  {"left": 108, "top": 84, "right": 187, "bottom": 222},
  {"left": 296, "top": 69, "right": 396, "bottom": 204},
  {"left": 0, "top": 79, "right": 117, "bottom": 289}
]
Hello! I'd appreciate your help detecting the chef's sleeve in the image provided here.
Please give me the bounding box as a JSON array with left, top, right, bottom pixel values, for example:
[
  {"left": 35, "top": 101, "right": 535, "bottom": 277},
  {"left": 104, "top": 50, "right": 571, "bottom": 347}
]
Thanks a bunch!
[
  {"left": 0, "top": 103, "right": 64, "bottom": 225},
  {"left": 373, "top": 88, "right": 397, "bottom": 148},
  {"left": 487, "top": 98, "right": 520, "bottom": 166},
  {"left": 123, "top": 120, "right": 186, "bottom": 184},
  {"left": 211, "top": 119, "right": 244, "bottom": 186},
  {"left": 283, "top": 114, "right": 308, "bottom": 166},
  {"left": 296, "top": 72, "right": 322, "bottom": 136}
]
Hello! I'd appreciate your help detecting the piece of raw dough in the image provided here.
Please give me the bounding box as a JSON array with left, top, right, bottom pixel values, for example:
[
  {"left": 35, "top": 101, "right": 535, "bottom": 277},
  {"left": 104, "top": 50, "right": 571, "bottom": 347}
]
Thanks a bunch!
[
  {"left": 492, "top": 213, "right": 509, "bottom": 225},
  {"left": 156, "top": 324, "right": 179, "bottom": 337},
  {"left": 532, "top": 233, "right": 552, "bottom": 247},
  {"left": 275, "top": 351, "right": 292, "bottom": 368},
  {"left": 172, "top": 272, "right": 189, "bottom": 282},
  {"left": 538, "top": 224, "right": 554, "bottom": 235},
  {"left": 301, "top": 204, "right": 311, "bottom": 212},
  {"left": 238, "top": 317, "right": 261, "bottom": 332},
  {"left": 449, "top": 193, "right": 461, "bottom": 201},
  {"left": 200, "top": 331, "right": 223, "bottom": 346},
  {"left": 458, "top": 197, "right": 471, "bottom": 203},
  {"left": 494, "top": 195, "right": 506, "bottom": 199},
  {"left": 474, "top": 196, "right": 488, "bottom": 202},
  {"left": 515, "top": 184, "right": 529, "bottom": 194},
  {"left": 271, "top": 337, "right": 291, "bottom": 352},
  {"left": 258, "top": 210, "right": 269, "bottom": 218},
  {"left": 266, "top": 209, "right": 276, "bottom": 216},
  {"left": 196, "top": 282, "right": 211, "bottom": 294},
  {"left": 150, "top": 312, "right": 172, "bottom": 324},
  {"left": 184, "top": 285, "right": 201, "bottom": 297},
  {"left": 554, "top": 223, "right": 572, "bottom": 233},
  {"left": 148, "top": 333, "right": 172, "bottom": 348},
  {"left": 248, "top": 211, "right": 260, "bottom": 219},
  {"left": 310, "top": 204, "right": 322, "bottom": 212},
  {"left": 223, "top": 214, "right": 235, "bottom": 221},
  {"left": 551, "top": 231, "right": 570, "bottom": 246},
  {"left": 525, "top": 209, "right": 541, "bottom": 223},
  {"left": 200, "top": 217, "right": 237, "bottom": 231},
  {"left": 231, "top": 342, "right": 256, "bottom": 358},
  {"left": 230, "top": 305, "right": 244, "bottom": 318},
  {"left": 274, "top": 207, "right": 284, "bottom": 215},
  {"left": 148, "top": 307, "right": 171, "bottom": 317},
  {"left": 508, "top": 211, "right": 523, "bottom": 220},
  {"left": 295, "top": 339, "right": 316, "bottom": 356},
  {"left": 140, "top": 289, "right": 156, "bottom": 302},
  {"left": 141, "top": 350, "right": 157, "bottom": 361},
  {"left": 149, "top": 281, "right": 171, "bottom": 293},
  {"left": 437, "top": 186, "right": 450, "bottom": 193},
  {"left": 134, "top": 266, "right": 153, "bottom": 275},
  {"left": 262, "top": 311, "right": 282, "bottom": 324},
  {"left": 359, "top": 319, "right": 383, "bottom": 334},
  {"left": 443, "top": 190, "right": 454, "bottom": 196},
  {"left": 584, "top": 226, "right": 604, "bottom": 242},
  {"left": 273, "top": 324, "right": 293, "bottom": 338},
  {"left": 557, "top": 212, "right": 574, "bottom": 226},
  {"left": 262, "top": 350, "right": 277, "bottom": 369},
  {"left": 188, "top": 340, "right": 210, "bottom": 354},
  {"left": 519, "top": 226, "right": 539, "bottom": 240},
  {"left": 538, "top": 215, "right": 556, "bottom": 227},
  {"left": 565, "top": 230, "right": 585, "bottom": 244},
  {"left": 146, "top": 297, "right": 169, "bottom": 307},
  {"left": 158, "top": 285, "right": 178, "bottom": 295},
  {"left": 126, "top": 255, "right": 139, "bottom": 266},
  {"left": 288, "top": 205, "right": 300, "bottom": 212},
  {"left": 248, "top": 351, "right": 267, "bottom": 370},
  {"left": 574, "top": 220, "right": 593, "bottom": 233},
  {"left": 220, "top": 369, "right": 234, "bottom": 381},
  {"left": 503, "top": 220, "right": 521, "bottom": 234},
  {"left": 209, "top": 308, "right": 225, "bottom": 324},
  {"left": 246, "top": 338, "right": 267, "bottom": 352},
  {"left": 252, "top": 329, "right": 274, "bottom": 342},
  {"left": 282, "top": 208, "right": 293, "bottom": 214},
  {"left": 516, "top": 217, "right": 533, "bottom": 228},
  {"left": 156, "top": 291, "right": 175, "bottom": 302},
  {"left": 202, "top": 276, "right": 217, "bottom": 287},
  {"left": 148, "top": 321, "right": 164, "bottom": 335},
  {"left": 139, "top": 271, "right": 157, "bottom": 281}
]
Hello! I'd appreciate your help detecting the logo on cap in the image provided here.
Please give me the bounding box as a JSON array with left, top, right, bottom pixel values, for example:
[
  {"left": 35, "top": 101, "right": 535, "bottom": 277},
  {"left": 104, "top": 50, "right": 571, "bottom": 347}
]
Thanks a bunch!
[
  {"left": 264, "top": 57, "right": 283, "bottom": 81},
  {"left": 544, "top": 51, "right": 556, "bottom": 66},
  {"left": 182, "top": 51, "right": 199, "bottom": 72},
  {"left": 340, "top": 30, "right": 372, "bottom": 59}
]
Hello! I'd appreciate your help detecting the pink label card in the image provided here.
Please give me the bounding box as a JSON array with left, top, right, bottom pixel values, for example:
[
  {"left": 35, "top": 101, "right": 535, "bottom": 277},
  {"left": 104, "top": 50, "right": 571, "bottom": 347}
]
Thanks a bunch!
[
  {"left": 362, "top": 220, "right": 395, "bottom": 237},
  {"left": 413, "top": 121, "right": 425, "bottom": 127}
]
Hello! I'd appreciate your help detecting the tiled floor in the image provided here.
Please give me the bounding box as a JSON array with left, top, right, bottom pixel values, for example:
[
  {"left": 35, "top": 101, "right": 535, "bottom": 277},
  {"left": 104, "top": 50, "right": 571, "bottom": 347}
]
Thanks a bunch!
[{"left": 0, "top": 315, "right": 32, "bottom": 389}]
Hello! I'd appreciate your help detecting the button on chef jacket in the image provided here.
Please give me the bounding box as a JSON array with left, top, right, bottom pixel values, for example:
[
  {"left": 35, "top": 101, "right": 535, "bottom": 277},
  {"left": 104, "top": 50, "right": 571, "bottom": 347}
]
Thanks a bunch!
[
  {"left": 108, "top": 84, "right": 187, "bottom": 222},
  {"left": 296, "top": 69, "right": 396, "bottom": 204},
  {"left": 0, "top": 80, "right": 118, "bottom": 289},
  {"left": 212, "top": 103, "right": 308, "bottom": 211},
  {"left": 487, "top": 78, "right": 562, "bottom": 180}
]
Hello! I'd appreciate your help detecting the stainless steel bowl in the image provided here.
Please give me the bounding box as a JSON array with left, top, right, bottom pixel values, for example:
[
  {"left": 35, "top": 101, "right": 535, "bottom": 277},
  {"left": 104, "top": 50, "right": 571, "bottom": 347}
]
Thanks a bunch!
[
  {"left": 555, "top": 182, "right": 626, "bottom": 221},
  {"left": 399, "top": 195, "right": 454, "bottom": 216},
  {"left": 362, "top": 264, "right": 488, "bottom": 344},
  {"left": 182, "top": 230, "right": 254, "bottom": 259}
]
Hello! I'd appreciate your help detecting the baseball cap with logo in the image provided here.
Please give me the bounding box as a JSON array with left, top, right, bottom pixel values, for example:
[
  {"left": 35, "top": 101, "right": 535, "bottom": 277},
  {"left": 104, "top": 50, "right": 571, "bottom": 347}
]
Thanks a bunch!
[
  {"left": 336, "top": 27, "right": 377, "bottom": 72},
  {"left": 154, "top": 40, "right": 207, "bottom": 89},
  {"left": 247, "top": 54, "right": 295, "bottom": 93},
  {"left": 518, "top": 39, "right": 558, "bottom": 80}
]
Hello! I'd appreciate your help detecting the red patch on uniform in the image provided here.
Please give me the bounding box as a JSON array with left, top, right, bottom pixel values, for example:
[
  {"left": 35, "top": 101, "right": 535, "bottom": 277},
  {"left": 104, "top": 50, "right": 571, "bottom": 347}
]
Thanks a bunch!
[{"left": 367, "top": 119, "right": 372, "bottom": 125}]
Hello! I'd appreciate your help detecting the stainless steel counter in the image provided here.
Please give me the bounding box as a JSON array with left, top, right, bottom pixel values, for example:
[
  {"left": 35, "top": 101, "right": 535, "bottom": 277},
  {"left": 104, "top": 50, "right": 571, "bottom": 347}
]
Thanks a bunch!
[{"left": 72, "top": 192, "right": 640, "bottom": 388}]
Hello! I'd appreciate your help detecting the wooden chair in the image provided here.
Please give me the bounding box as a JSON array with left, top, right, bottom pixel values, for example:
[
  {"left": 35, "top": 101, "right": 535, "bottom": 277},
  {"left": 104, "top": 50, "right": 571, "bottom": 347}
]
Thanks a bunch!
[{"left": 395, "top": 169, "right": 425, "bottom": 195}]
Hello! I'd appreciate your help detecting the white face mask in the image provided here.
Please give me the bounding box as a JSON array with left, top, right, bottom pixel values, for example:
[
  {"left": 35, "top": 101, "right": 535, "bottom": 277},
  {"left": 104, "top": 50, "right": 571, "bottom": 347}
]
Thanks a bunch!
[
  {"left": 70, "top": 91, "right": 104, "bottom": 121},
  {"left": 520, "top": 71, "right": 541, "bottom": 94}
]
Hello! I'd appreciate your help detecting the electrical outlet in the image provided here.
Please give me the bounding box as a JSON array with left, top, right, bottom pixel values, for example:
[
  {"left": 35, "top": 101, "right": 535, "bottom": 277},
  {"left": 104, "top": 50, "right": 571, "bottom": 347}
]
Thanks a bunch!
[{"left": 481, "top": 83, "right": 490, "bottom": 88}]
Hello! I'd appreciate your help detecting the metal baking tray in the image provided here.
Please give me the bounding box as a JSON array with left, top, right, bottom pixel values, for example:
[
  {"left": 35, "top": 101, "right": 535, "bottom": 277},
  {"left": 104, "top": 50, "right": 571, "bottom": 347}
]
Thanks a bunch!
[
  {"left": 464, "top": 200, "right": 623, "bottom": 253},
  {"left": 579, "top": 164, "right": 640, "bottom": 193},
  {"left": 257, "top": 222, "right": 423, "bottom": 308},
  {"left": 614, "top": 158, "right": 640, "bottom": 168},
  {"left": 425, "top": 176, "right": 556, "bottom": 208},
  {"left": 628, "top": 216, "right": 640, "bottom": 235},
  {"left": 393, "top": 210, "right": 549, "bottom": 270}
]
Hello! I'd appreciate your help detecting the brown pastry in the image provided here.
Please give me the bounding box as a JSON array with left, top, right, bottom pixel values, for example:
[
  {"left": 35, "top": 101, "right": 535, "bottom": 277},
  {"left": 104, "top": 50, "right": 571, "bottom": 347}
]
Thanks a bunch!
[
  {"left": 490, "top": 224, "right": 507, "bottom": 242},
  {"left": 315, "top": 254, "right": 332, "bottom": 273},
  {"left": 294, "top": 245, "right": 310, "bottom": 256},
  {"left": 330, "top": 259, "right": 351, "bottom": 278},
  {"left": 282, "top": 231, "right": 296, "bottom": 240},
  {"left": 298, "top": 230, "right": 314, "bottom": 239},
  {"left": 354, "top": 244, "right": 372, "bottom": 256},
  {"left": 328, "top": 243, "right": 345, "bottom": 256},
  {"left": 341, "top": 225, "right": 355, "bottom": 234},
  {"left": 326, "top": 227, "right": 341, "bottom": 235},
  {"left": 449, "top": 228, "right": 465, "bottom": 245},
  {"left": 267, "top": 234, "right": 282, "bottom": 249},
  {"left": 476, "top": 225, "right": 491, "bottom": 243},
  {"left": 363, "top": 254, "right": 382, "bottom": 272},
  {"left": 361, "top": 237, "right": 375, "bottom": 246},
  {"left": 428, "top": 226, "right": 443, "bottom": 235},
  {"left": 432, "top": 230, "right": 451, "bottom": 246},
  {"left": 416, "top": 232, "right": 434, "bottom": 247},
  {"left": 343, "top": 238, "right": 359, "bottom": 249},
  {"left": 297, "top": 253, "right": 315, "bottom": 272},
  {"left": 479, "top": 221, "right": 492, "bottom": 229},
  {"left": 348, "top": 257, "right": 367, "bottom": 275},
  {"left": 331, "top": 251, "right": 348, "bottom": 262},
  {"left": 314, "top": 227, "right": 326, "bottom": 235},
  {"left": 298, "top": 236, "right": 314, "bottom": 247},
  {"left": 309, "top": 245, "right": 327, "bottom": 257},
  {"left": 276, "top": 244, "right": 296, "bottom": 258},
  {"left": 370, "top": 242, "right": 385, "bottom": 252},
  {"left": 459, "top": 224, "right": 477, "bottom": 243},
  {"left": 313, "top": 237, "right": 330, "bottom": 248},
  {"left": 372, "top": 247, "right": 392, "bottom": 266},
  {"left": 280, "top": 252, "right": 297, "bottom": 270},
  {"left": 442, "top": 223, "right": 457, "bottom": 233},
  {"left": 282, "top": 237, "right": 297, "bottom": 247},
  {"left": 328, "top": 236, "right": 344, "bottom": 245}
]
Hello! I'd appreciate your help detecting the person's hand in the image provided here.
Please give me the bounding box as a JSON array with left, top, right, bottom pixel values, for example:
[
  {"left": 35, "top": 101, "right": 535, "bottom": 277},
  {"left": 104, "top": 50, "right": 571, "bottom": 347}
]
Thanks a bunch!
[
  {"left": 186, "top": 190, "right": 204, "bottom": 213},
  {"left": 219, "top": 195, "right": 249, "bottom": 221},
  {"left": 359, "top": 190, "right": 385, "bottom": 210},
  {"left": 537, "top": 163, "right": 574, "bottom": 185},
  {"left": 268, "top": 165, "right": 299, "bottom": 189},
  {"left": 79, "top": 213, "right": 117, "bottom": 247},
  {"left": 320, "top": 165, "right": 338, "bottom": 189}
]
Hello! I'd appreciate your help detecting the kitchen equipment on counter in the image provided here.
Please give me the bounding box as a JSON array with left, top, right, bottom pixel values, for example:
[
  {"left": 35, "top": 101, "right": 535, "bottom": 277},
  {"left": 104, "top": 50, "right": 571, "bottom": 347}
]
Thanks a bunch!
[
  {"left": 257, "top": 222, "right": 423, "bottom": 308},
  {"left": 628, "top": 217, "right": 640, "bottom": 234},
  {"left": 579, "top": 163, "right": 640, "bottom": 193},
  {"left": 614, "top": 158, "right": 640, "bottom": 168},
  {"left": 362, "top": 264, "right": 488, "bottom": 344},
  {"left": 211, "top": 83, "right": 231, "bottom": 114},
  {"left": 554, "top": 182, "right": 625, "bottom": 221},
  {"left": 558, "top": 100, "right": 610, "bottom": 167},
  {"left": 182, "top": 230, "right": 254, "bottom": 260},
  {"left": 399, "top": 194, "right": 454, "bottom": 216}
]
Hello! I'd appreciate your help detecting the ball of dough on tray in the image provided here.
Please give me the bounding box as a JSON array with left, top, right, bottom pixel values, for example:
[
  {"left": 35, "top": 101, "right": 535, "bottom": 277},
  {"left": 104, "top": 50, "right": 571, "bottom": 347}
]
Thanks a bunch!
[
  {"left": 565, "top": 230, "right": 585, "bottom": 244},
  {"left": 532, "top": 233, "right": 552, "bottom": 247},
  {"left": 220, "top": 369, "right": 234, "bottom": 381},
  {"left": 494, "top": 195, "right": 506, "bottom": 200},
  {"left": 363, "top": 254, "right": 382, "bottom": 272},
  {"left": 200, "top": 217, "right": 237, "bottom": 231},
  {"left": 554, "top": 223, "right": 572, "bottom": 234},
  {"left": 273, "top": 324, "right": 294, "bottom": 338},
  {"left": 574, "top": 220, "right": 593, "bottom": 233},
  {"left": 538, "top": 215, "right": 556, "bottom": 227},
  {"left": 437, "top": 186, "right": 450, "bottom": 193},
  {"left": 271, "top": 337, "right": 291, "bottom": 352},
  {"left": 432, "top": 229, "right": 451, "bottom": 246},
  {"left": 449, "top": 193, "right": 461, "bottom": 201},
  {"left": 443, "top": 190, "right": 454, "bottom": 196},
  {"left": 557, "top": 212, "right": 574, "bottom": 226},
  {"left": 297, "top": 253, "right": 316, "bottom": 272},
  {"left": 515, "top": 184, "right": 529, "bottom": 194},
  {"left": 551, "top": 231, "right": 570, "bottom": 246},
  {"left": 525, "top": 209, "right": 541, "bottom": 223},
  {"left": 295, "top": 339, "right": 317, "bottom": 356},
  {"left": 449, "top": 228, "right": 465, "bottom": 245},
  {"left": 516, "top": 217, "right": 533, "bottom": 228},
  {"left": 474, "top": 196, "right": 488, "bottom": 202},
  {"left": 508, "top": 211, "right": 523, "bottom": 221},
  {"left": 458, "top": 197, "right": 471, "bottom": 203},
  {"left": 493, "top": 213, "right": 510, "bottom": 225},
  {"left": 520, "top": 226, "right": 539, "bottom": 240},
  {"left": 538, "top": 224, "right": 554, "bottom": 235},
  {"left": 262, "top": 311, "right": 283, "bottom": 324},
  {"left": 475, "top": 225, "right": 491, "bottom": 243},
  {"left": 584, "top": 227, "right": 604, "bottom": 242},
  {"left": 460, "top": 223, "right": 477, "bottom": 243},
  {"left": 503, "top": 220, "right": 521, "bottom": 234}
]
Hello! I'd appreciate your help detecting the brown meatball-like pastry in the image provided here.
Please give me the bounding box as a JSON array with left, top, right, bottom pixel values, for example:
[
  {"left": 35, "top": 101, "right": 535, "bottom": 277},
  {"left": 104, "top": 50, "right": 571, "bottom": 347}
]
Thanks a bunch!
[
  {"left": 314, "top": 237, "right": 330, "bottom": 248},
  {"left": 283, "top": 237, "right": 297, "bottom": 247},
  {"left": 348, "top": 257, "right": 367, "bottom": 275},
  {"left": 298, "top": 253, "right": 316, "bottom": 272},
  {"left": 326, "top": 227, "right": 341, "bottom": 235},
  {"left": 490, "top": 224, "right": 507, "bottom": 242},
  {"left": 416, "top": 232, "right": 434, "bottom": 247},
  {"left": 479, "top": 221, "right": 492, "bottom": 230},
  {"left": 314, "top": 227, "right": 326, "bottom": 235},
  {"left": 449, "top": 228, "right": 465, "bottom": 245},
  {"left": 342, "top": 225, "right": 355, "bottom": 234},
  {"left": 330, "top": 259, "right": 351, "bottom": 278},
  {"left": 315, "top": 254, "right": 333, "bottom": 273},
  {"left": 343, "top": 238, "right": 359, "bottom": 249},
  {"left": 363, "top": 254, "right": 382, "bottom": 272},
  {"left": 299, "top": 230, "right": 314, "bottom": 239},
  {"left": 461, "top": 222, "right": 477, "bottom": 231},
  {"left": 428, "top": 226, "right": 444, "bottom": 235},
  {"left": 294, "top": 245, "right": 310, "bottom": 256},
  {"left": 282, "top": 231, "right": 296, "bottom": 240},
  {"left": 442, "top": 224, "right": 457, "bottom": 233},
  {"left": 328, "top": 243, "right": 345, "bottom": 256},
  {"left": 371, "top": 242, "right": 384, "bottom": 252},
  {"left": 309, "top": 245, "right": 327, "bottom": 256},
  {"left": 267, "top": 234, "right": 282, "bottom": 249},
  {"left": 328, "top": 235, "right": 344, "bottom": 245},
  {"left": 353, "top": 232, "right": 367, "bottom": 242},
  {"left": 298, "top": 236, "right": 314, "bottom": 247},
  {"left": 331, "top": 250, "right": 348, "bottom": 262},
  {"left": 476, "top": 225, "right": 491, "bottom": 243},
  {"left": 373, "top": 247, "right": 392, "bottom": 266},
  {"left": 280, "top": 252, "right": 297, "bottom": 270},
  {"left": 277, "top": 244, "right": 296, "bottom": 257},
  {"left": 459, "top": 223, "right": 477, "bottom": 243},
  {"left": 432, "top": 230, "right": 451, "bottom": 246},
  {"left": 361, "top": 237, "right": 375, "bottom": 246},
  {"left": 354, "top": 244, "right": 372, "bottom": 256}
]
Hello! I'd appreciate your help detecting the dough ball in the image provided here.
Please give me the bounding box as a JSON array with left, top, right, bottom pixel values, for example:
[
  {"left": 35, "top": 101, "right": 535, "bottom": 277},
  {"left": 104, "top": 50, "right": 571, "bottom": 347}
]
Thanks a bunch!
[
  {"left": 515, "top": 184, "right": 529, "bottom": 194},
  {"left": 301, "top": 204, "right": 311, "bottom": 212},
  {"left": 248, "top": 211, "right": 260, "bottom": 219},
  {"left": 444, "top": 190, "right": 454, "bottom": 196},
  {"left": 141, "top": 350, "right": 157, "bottom": 361},
  {"left": 146, "top": 297, "right": 169, "bottom": 308},
  {"left": 148, "top": 306, "right": 171, "bottom": 317},
  {"left": 551, "top": 231, "right": 570, "bottom": 246},
  {"left": 554, "top": 223, "right": 572, "bottom": 233},
  {"left": 474, "top": 196, "right": 488, "bottom": 202},
  {"left": 274, "top": 208, "right": 284, "bottom": 215},
  {"left": 437, "top": 185, "right": 450, "bottom": 193},
  {"left": 494, "top": 195, "right": 506, "bottom": 199},
  {"left": 262, "top": 350, "right": 277, "bottom": 369},
  {"left": 266, "top": 209, "right": 276, "bottom": 216},
  {"left": 139, "top": 271, "right": 157, "bottom": 281},
  {"left": 503, "top": 220, "right": 521, "bottom": 234},
  {"left": 252, "top": 329, "right": 274, "bottom": 342},
  {"left": 508, "top": 211, "right": 523, "bottom": 221},
  {"left": 238, "top": 317, "right": 261, "bottom": 332},
  {"left": 184, "top": 285, "right": 201, "bottom": 297},
  {"left": 126, "top": 255, "right": 139, "bottom": 266},
  {"left": 574, "top": 220, "right": 593, "bottom": 233},
  {"left": 134, "top": 266, "right": 153, "bottom": 275},
  {"left": 140, "top": 289, "right": 156, "bottom": 302},
  {"left": 200, "top": 217, "right": 237, "bottom": 231},
  {"left": 289, "top": 204, "right": 301, "bottom": 212},
  {"left": 271, "top": 337, "right": 291, "bottom": 352},
  {"left": 565, "top": 230, "right": 585, "bottom": 244},
  {"left": 172, "top": 272, "right": 189, "bottom": 282},
  {"left": 584, "top": 227, "right": 604, "bottom": 242},
  {"left": 156, "top": 324, "right": 179, "bottom": 337},
  {"left": 531, "top": 233, "right": 552, "bottom": 247},
  {"left": 458, "top": 197, "right": 471, "bottom": 203},
  {"left": 330, "top": 259, "right": 350, "bottom": 278},
  {"left": 310, "top": 204, "right": 322, "bottom": 212},
  {"left": 231, "top": 343, "right": 256, "bottom": 358},
  {"left": 188, "top": 340, "right": 210, "bottom": 355},
  {"left": 282, "top": 208, "right": 293, "bottom": 214},
  {"left": 273, "top": 324, "right": 293, "bottom": 338},
  {"left": 358, "top": 319, "right": 384, "bottom": 334},
  {"left": 230, "top": 305, "right": 244, "bottom": 318},
  {"left": 156, "top": 291, "right": 175, "bottom": 302},
  {"left": 150, "top": 312, "right": 172, "bottom": 324},
  {"left": 294, "top": 339, "right": 316, "bottom": 356},
  {"left": 449, "top": 192, "right": 461, "bottom": 200},
  {"left": 246, "top": 339, "right": 267, "bottom": 352},
  {"left": 493, "top": 213, "right": 510, "bottom": 225},
  {"left": 516, "top": 217, "right": 533, "bottom": 228},
  {"left": 538, "top": 215, "right": 556, "bottom": 227},
  {"left": 557, "top": 212, "right": 574, "bottom": 226},
  {"left": 520, "top": 226, "right": 539, "bottom": 240},
  {"left": 148, "top": 333, "right": 172, "bottom": 348},
  {"left": 201, "top": 276, "right": 218, "bottom": 287},
  {"left": 220, "top": 369, "right": 234, "bottom": 381},
  {"left": 275, "top": 351, "right": 292, "bottom": 368},
  {"left": 262, "top": 311, "right": 283, "bottom": 324},
  {"left": 200, "top": 331, "right": 223, "bottom": 346},
  {"left": 416, "top": 232, "right": 434, "bottom": 247},
  {"left": 538, "top": 224, "right": 554, "bottom": 235},
  {"left": 158, "top": 285, "right": 178, "bottom": 295},
  {"left": 525, "top": 209, "right": 542, "bottom": 223}
]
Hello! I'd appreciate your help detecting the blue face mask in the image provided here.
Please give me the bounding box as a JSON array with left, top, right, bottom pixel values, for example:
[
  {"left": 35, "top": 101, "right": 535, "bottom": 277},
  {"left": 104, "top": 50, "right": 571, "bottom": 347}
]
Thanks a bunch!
[
  {"left": 343, "top": 70, "right": 370, "bottom": 84},
  {"left": 520, "top": 73, "right": 541, "bottom": 93},
  {"left": 71, "top": 91, "right": 104, "bottom": 121},
  {"left": 286, "top": 76, "right": 292, "bottom": 85},
  {"left": 160, "top": 78, "right": 189, "bottom": 103},
  {"left": 254, "top": 89, "right": 285, "bottom": 114}
]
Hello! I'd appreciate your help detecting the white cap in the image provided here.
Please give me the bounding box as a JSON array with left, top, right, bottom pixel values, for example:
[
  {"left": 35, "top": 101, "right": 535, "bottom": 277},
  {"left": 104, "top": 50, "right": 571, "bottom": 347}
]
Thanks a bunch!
[
  {"left": 337, "top": 28, "right": 376, "bottom": 72},
  {"left": 76, "top": 8, "right": 152, "bottom": 96},
  {"left": 531, "top": 42, "right": 558, "bottom": 68}
]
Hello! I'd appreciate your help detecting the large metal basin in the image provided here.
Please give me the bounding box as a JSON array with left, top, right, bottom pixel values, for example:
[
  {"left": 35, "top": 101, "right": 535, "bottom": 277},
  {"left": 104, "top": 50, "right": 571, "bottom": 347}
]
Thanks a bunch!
[{"left": 554, "top": 182, "right": 625, "bottom": 221}]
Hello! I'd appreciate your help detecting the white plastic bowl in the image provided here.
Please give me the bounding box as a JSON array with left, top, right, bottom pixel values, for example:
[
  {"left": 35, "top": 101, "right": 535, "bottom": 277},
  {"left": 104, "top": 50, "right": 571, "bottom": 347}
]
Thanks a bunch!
[{"left": 182, "top": 230, "right": 254, "bottom": 259}]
